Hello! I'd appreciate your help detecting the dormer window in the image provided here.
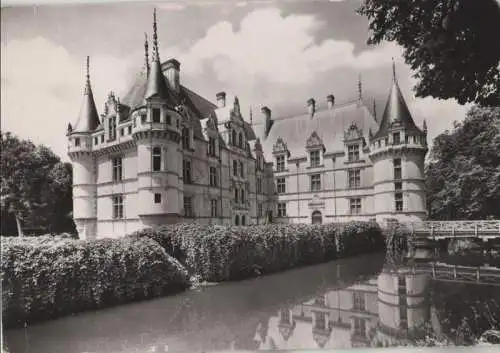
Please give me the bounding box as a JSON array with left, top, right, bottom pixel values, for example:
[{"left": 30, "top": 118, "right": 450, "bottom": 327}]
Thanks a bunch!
[
  {"left": 276, "top": 155, "right": 285, "bottom": 172},
  {"left": 393, "top": 132, "right": 400, "bottom": 145},
  {"left": 74, "top": 138, "right": 81, "bottom": 147},
  {"left": 208, "top": 137, "right": 216, "bottom": 157},
  {"left": 141, "top": 113, "right": 147, "bottom": 124},
  {"left": 108, "top": 116, "right": 117, "bottom": 141},
  {"left": 238, "top": 132, "right": 243, "bottom": 148},
  {"left": 310, "top": 150, "right": 320, "bottom": 167},
  {"left": 347, "top": 144, "right": 360, "bottom": 162},
  {"left": 152, "top": 108, "right": 161, "bottom": 123},
  {"left": 232, "top": 129, "right": 237, "bottom": 145}
]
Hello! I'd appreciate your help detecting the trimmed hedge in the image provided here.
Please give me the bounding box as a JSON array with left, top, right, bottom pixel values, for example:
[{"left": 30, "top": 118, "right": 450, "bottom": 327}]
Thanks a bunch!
[
  {"left": 1, "top": 235, "right": 190, "bottom": 329},
  {"left": 128, "top": 221, "right": 384, "bottom": 282}
]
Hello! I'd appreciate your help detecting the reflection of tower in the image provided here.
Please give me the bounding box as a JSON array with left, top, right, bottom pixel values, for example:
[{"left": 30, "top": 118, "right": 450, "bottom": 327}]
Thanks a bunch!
[{"left": 376, "top": 266, "right": 430, "bottom": 345}]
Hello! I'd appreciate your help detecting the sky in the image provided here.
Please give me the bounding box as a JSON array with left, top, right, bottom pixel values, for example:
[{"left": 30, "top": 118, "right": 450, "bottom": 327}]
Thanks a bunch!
[{"left": 1, "top": 0, "right": 471, "bottom": 161}]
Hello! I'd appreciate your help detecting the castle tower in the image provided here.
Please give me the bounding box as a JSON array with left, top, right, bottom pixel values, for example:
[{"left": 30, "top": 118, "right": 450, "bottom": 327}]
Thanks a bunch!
[
  {"left": 369, "top": 61, "right": 428, "bottom": 226},
  {"left": 133, "top": 9, "right": 182, "bottom": 227},
  {"left": 67, "top": 56, "right": 99, "bottom": 239}
]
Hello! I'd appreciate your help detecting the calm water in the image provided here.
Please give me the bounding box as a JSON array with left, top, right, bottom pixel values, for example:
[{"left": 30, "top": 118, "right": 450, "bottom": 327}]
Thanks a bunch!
[{"left": 4, "top": 252, "right": 500, "bottom": 352}]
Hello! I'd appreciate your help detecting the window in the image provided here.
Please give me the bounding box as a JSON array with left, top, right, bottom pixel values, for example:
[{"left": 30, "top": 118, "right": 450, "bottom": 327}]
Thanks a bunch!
[
  {"left": 166, "top": 115, "right": 171, "bottom": 125},
  {"left": 348, "top": 144, "right": 360, "bottom": 162},
  {"left": 395, "top": 182, "right": 402, "bottom": 191},
  {"left": 112, "top": 157, "right": 123, "bottom": 181},
  {"left": 258, "top": 203, "right": 263, "bottom": 217},
  {"left": 277, "top": 177, "right": 286, "bottom": 194},
  {"left": 310, "top": 174, "right": 321, "bottom": 191},
  {"left": 208, "top": 137, "right": 216, "bottom": 157},
  {"left": 315, "top": 312, "right": 326, "bottom": 330},
  {"left": 176, "top": 119, "right": 180, "bottom": 128},
  {"left": 234, "top": 188, "right": 239, "bottom": 203},
  {"left": 277, "top": 203, "right": 287, "bottom": 217},
  {"left": 281, "top": 309, "right": 290, "bottom": 324},
  {"left": 239, "top": 161, "right": 244, "bottom": 178},
  {"left": 183, "top": 160, "right": 192, "bottom": 183},
  {"left": 385, "top": 137, "right": 389, "bottom": 146},
  {"left": 257, "top": 177, "right": 262, "bottom": 194},
  {"left": 350, "top": 198, "right": 361, "bottom": 215},
  {"left": 108, "top": 116, "right": 116, "bottom": 141},
  {"left": 405, "top": 135, "right": 409, "bottom": 144},
  {"left": 120, "top": 128, "right": 124, "bottom": 137},
  {"left": 154, "top": 193, "right": 162, "bottom": 204},
  {"left": 128, "top": 126, "right": 132, "bottom": 135},
  {"left": 377, "top": 140, "right": 381, "bottom": 148},
  {"left": 231, "top": 130, "right": 237, "bottom": 145},
  {"left": 101, "top": 135, "right": 104, "bottom": 143},
  {"left": 353, "top": 292, "right": 366, "bottom": 311},
  {"left": 152, "top": 108, "right": 161, "bottom": 123},
  {"left": 276, "top": 155, "right": 285, "bottom": 172},
  {"left": 393, "top": 132, "right": 400, "bottom": 145},
  {"left": 238, "top": 132, "right": 243, "bottom": 148},
  {"left": 233, "top": 160, "right": 238, "bottom": 176},
  {"left": 210, "top": 199, "right": 218, "bottom": 218},
  {"left": 141, "top": 113, "right": 147, "bottom": 124},
  {"left": 209, "top": 167, "right": 217, "bottom": 186},
  {"left": 182, "top": 127, "right": 190, "bottom": 149},
  {"left": 241, "top": 188, "right": 245, "bottom": 203},
  {"left": 394, "top": 158, "right": 402, "bottom": 180},
  {"left": 413, "top": 136, "right": 418, "bottom": 144},
  {"left": 74, "top": 138, "right": 80, "bottom": 147},
  {"left": 395, "top": 192, "right": 403, "bottom": 212},
  {"left": 353, "top": 317, "right": 366, "bottom": 338},
  {"left": 94, "top": 137, "right": 98, "bottom": 145},
  {"left": 310, "top": 150, "right": 320, "bottom": 167},
  {"left": 348, "top": 169, "right": 361, "bottom": 188},
  {"left": 112, "top": 195, "right": 123, "bottom": 219},
  {"left": 183, "top": 196, "right": 193, "bottom": 217},
  {"left": 257, "top": 156, "right": 262, "bottom": 171},
  {"left": 234, "top": 215, "right": 240, "bottom": 225},
  {"left": 152, "top": 147, "right": 162, "bottom": 172},
  {"left": 241, "top": 215, "right": 246, "bottom": 226}
]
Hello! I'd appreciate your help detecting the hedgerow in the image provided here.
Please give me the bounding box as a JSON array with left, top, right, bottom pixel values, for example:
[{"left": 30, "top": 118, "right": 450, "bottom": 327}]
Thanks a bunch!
[
  {"left": 1, "top": 235, "right": 190, "bottom": 329},
  {"left": 128, "top": 221, "right": 384, "bottom": 282}
]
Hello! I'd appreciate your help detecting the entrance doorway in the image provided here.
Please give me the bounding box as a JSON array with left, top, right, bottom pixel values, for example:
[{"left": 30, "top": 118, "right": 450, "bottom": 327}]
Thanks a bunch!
[{"left": 312, "top": 210, "right": 322, "bottom": 224}]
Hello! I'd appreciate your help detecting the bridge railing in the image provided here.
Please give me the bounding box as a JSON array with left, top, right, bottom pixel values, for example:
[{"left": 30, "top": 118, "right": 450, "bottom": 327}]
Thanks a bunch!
[{"left": 407, "top": 220, "right": 500, "bottom": 238}]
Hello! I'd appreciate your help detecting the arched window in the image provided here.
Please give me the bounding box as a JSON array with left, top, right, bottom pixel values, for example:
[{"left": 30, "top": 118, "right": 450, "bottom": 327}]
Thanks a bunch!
[
  {"left": 238, "top": 132, "right": 243, "bottom": 148},
  {"left": 152, "top": 147, "right": 162, "bottom": 171},
  {"left": 239, "top": 161, "right": 244, "bottom": 177},
  {"left": 241, "top": 215, "right": 246, "bottom": 226},
  {"left": 312, "top": 210, "right": 322, "bottom": 225},
  {"left": 232, "top": 130, "right": 237, "bottom": 145},
  {"left": 234, "top": 215, "right": 240, "bottom": 226}
]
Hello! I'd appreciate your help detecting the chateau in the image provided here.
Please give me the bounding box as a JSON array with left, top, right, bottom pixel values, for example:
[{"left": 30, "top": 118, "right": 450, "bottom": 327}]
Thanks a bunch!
[{"left": 67, "top": 11, "right": 428, "bottom": 240}]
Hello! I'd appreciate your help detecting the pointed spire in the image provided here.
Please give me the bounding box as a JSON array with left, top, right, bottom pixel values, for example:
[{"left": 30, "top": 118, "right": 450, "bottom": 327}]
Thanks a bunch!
[
  {"left": 73, "top": 56, "right": 100, "bottom": 132},
  {"left": 423, "top": 119, "right": 428, "bottom": 132},
  {"left": 373, "top": 100, "right": 377, "bottom": 121},
  {"left": 249, "top": 106, "right": 253, "bottom": 125},
  {"left": 392, "top": 57, "right": 396, "bottom": 81},
  {"left": 144, "top": 32, "right": 150, "bottom": 76},
  {"left": 358, "top": 74, "right": 363, "bottom": 101},
  {"left": 145, "top": 8, "right": 168, "bottom": 100}
]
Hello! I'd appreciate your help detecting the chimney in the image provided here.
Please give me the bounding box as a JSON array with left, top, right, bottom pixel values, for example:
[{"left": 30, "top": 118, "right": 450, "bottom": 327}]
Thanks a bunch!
[
  {"left": 216, "top": 91, "right": 226, "bottom": 108},
  {"left": 262, "top": 106, "right": 273, "bottom": 136},
  {"left": 307, "top": 98, "right": 316, "bottom": 118},
  {"left": 163, "top": 59, "right": 180, "bottom": 93},
  {"left": 327, "top": 95, "right": 335, "bottom": 110}
]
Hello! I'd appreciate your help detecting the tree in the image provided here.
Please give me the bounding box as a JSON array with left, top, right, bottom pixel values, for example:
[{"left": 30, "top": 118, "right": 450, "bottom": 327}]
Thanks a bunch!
[
  {"left": 0, "top": 132, "right": 74, "bottom": 236},
  {"left": 425, "top": 106, "right": 500, "bottom": 220},
  {"left": 358, "top": 0, "right": 500, "bottom": 106}
]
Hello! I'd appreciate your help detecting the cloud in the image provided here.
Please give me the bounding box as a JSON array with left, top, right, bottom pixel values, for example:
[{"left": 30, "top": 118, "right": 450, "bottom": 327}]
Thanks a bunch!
[
  {"left": 157, "top": 2, "right": 186, "bottom": 11},
  {"left": 1, "top": 37, "right": 139, "bottom": 161}
]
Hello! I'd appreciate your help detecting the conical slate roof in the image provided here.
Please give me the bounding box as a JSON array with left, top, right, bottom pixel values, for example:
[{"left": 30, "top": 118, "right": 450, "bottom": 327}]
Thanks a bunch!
[
  {"left": 73, "top": 57, "right": 100, "bottom": 132},
  {"left": 121, "top": 69, "right": 149, "bottom": 110},
  {"left": 374, "top": 69, "right": 422, "bottom": 139},
  {"left": 145, "top": 58, "right": 168, "bottom": 100}
]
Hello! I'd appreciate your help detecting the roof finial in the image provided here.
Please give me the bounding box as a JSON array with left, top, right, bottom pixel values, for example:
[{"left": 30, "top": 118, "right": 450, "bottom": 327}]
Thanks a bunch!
[
  {"left": 152, "top": 8, "right": 159, "bottom": 61},
  {"left": 373, "top": 99, "right": 377, "bottom": 121},
  {"left": 357, "top": 73, "right": 363, "bottom": 100},
  {"left": 249, "top": 106, "right": 253, "bottom": 125},
  {"left": 85, "top": 56, "right": 90, "bottom": 83},
  {"left": 392, "top": 57, "right": 396, "bottom": 81},
  {"left": 423, "top": 119, "right": 428, "bottom": 132},
  {"left": 144, "top": 32, "right": 150, "bottom": 75}
]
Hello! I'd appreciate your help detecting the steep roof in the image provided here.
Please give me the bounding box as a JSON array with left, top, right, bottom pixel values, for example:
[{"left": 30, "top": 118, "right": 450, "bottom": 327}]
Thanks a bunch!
[
  {"left": 256, "top": 100, "right": 378, "bottom": 161},
  {"left": 121, "top": 70, "right": 148, "bottom": 110},
  {"left": 374, "top": 73, "right": 423, "bottom": 139},
  {"left": 73, "top": 57, "right": 100, "bottom": 133}
]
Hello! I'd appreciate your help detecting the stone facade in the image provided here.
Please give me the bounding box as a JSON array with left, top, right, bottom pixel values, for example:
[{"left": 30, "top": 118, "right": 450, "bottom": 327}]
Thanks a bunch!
[{"left": 67, "top": 12, "right": 428, "bottom": 239}]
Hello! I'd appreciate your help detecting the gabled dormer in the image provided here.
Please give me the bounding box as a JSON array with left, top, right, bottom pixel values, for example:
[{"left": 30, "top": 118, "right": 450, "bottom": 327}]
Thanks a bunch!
[
  {"left": 204, "top": 113, "right": 219, "bottom": 158},
  {"left": 253, "top": 138, "right": 264, "bottom": 171},
  {"left": 306, "top": 131, "right": 326, "bottom": 168},
  {"left": 344, "top": 122, "right": 365, "bottom": 163},
  {"left": 272, "top": 137, "right": 290, "bottom": 172}
]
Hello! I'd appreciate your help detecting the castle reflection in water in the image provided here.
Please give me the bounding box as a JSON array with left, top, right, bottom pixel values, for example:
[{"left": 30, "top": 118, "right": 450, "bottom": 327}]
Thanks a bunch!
[{"left": 254, "top": 265, "right": 435, "bottom": 349}]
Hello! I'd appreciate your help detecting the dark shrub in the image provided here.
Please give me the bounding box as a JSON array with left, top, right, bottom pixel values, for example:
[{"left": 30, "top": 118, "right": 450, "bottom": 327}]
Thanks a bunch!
[{"left": 1, "top": 236, "right": 190, "bottom": 329}]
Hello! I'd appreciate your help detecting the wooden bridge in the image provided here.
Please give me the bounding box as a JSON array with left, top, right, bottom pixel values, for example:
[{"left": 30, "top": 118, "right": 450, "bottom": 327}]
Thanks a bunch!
[
  {"left": 411, "top": 262, "right": 500, "bottom": 286},
  {"left": 408, "top": 220, "right": 500, "bottom": 241}
]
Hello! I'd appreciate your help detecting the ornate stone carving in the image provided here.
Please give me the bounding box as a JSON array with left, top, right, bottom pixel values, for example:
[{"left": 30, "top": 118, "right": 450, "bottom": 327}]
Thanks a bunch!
[
  {"left": 344, "top": 122, "right": 364, "bottom": 141},
  {"left": 306, "top": 131, "right": 325, "bottom": 152},
  {"left": 273, "top": 137, "right": 289, "bottom": 155}
]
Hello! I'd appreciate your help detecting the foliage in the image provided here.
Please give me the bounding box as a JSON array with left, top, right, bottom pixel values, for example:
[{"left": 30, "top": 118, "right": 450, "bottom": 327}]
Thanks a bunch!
[
  {"left": 425, "top": 106, "right": 500, "bottom": 220},
  {"left": 128, "top": 221, "right": 384, "bottom": 282},
  {"left": 358, "top": 0, "right": 500, "bottom": 106},
  {"left": 1, "top": 235, "right": 190, "bottom": 329},
  {"left": 0, "top": 132, "right": 75, "bottom": 236}
]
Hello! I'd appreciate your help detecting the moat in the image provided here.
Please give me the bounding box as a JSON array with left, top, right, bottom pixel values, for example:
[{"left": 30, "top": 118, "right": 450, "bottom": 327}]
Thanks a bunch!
[{"left": 4, "top": 252, "right": 500, "bottom": 352}]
